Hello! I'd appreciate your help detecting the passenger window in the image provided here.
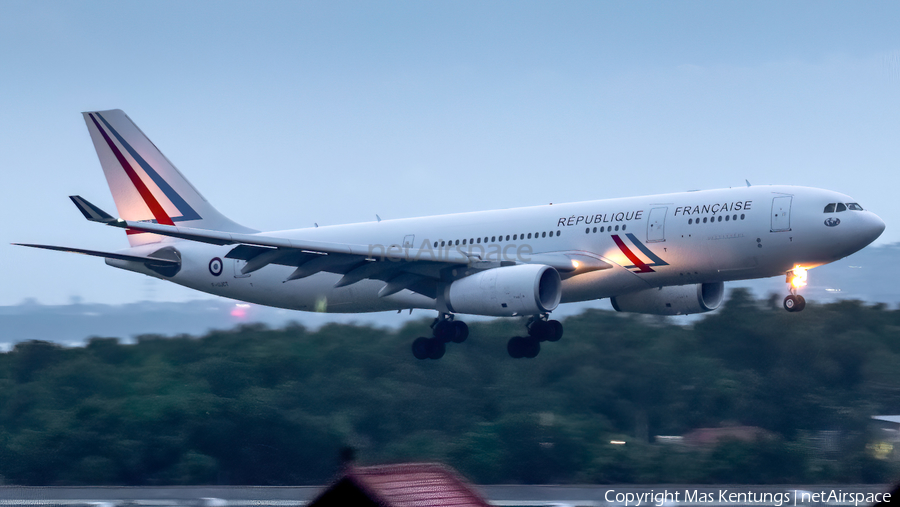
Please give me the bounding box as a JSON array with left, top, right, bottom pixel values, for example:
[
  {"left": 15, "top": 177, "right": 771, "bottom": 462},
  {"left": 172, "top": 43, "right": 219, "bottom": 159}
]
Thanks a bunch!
[
  {"left": 718, "top": 216, "right": 723, "bottom": 222},
  {"left": 513, "top": 234, "right": 517, "bottom": 240},
  {"left": 732, "top": 215, "right": 737, "bottom": 221},
  {"left": 484, "top": 237, "right": 489, "bottom": 243},
  {"left": 592, "top": 227, "right": 597, "bottom": 233},
  {"left": 836, "top": 203, "right": 847, "bottom": 212},
  {"left": 703, "top": 217, "right": 707, "bottom": 223},
  {"left": 556, "top": 231, "right": 561, "bottom": 237},
  {"left": 688, "top": 219, "right": 693, "bottom": 224},
  {"left": 433, "top": 242, "right": 438, "bottom": 248},
  {"left": 462, "top": 239, "right": 467, "bottom": 245},
  {"left": 615, "top": 225, "right": 620, "bottom": 231},
  {"left": 740, "top": 214, "right": 745, "bottom": 220},
  {"left": 824, "top": 203, "right": 836, "bottom": 213},
  {"left": 725, "top": 215, "right": 729, "bottom": 221},
  {"left": 542, "top": 232, "right": 546, "bottom": 238},
  {"left": 622, "top": 224, "right": 627, "bottom": 230},
  {"left": 470, "top": 238, "right": 474, "bottom": 244},
  {"left": 506, "top": 235, "right": 510, "bottom": 241},
  {"left": 491, "top": 236, "right": 496, "bottom": 242},
  {"left": 527, "top": 233, "right": 532, "bottom": 239},
  {"left": 848, "top": 203, "right": 863, "bottom": 211}
]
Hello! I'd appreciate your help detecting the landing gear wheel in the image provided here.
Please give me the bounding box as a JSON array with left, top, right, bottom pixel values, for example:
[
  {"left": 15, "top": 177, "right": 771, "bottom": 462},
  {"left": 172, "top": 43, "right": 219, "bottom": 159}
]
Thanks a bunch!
[
  {"left": 784, "top": 295, "right": 806, "bottom": 312},
  {"left": 546, "top": 320, "right": 563, "bottom": 342},
  {"left": 528, "top": 320, "right": 552, "bottom": 341},
  {"left": 433, "top": 320, "right": 454, "bottom": 342},
  {"left": 523, "top": 337, "right": 540, "bottom": 358},
  {"left": 412, "top": 337, "right": 431, "bottom": 360},
  {"left": 507, "top": 337, "right": 523, "bottom": 358},
  {"left": 507, "top": 336, "right": 540, "bottom": 358},
  {"left": 427, "top": 338, "right": 446, "bottom": 360},
  {"left": 450, "top": 321, "right": 469, "bottom": 343}
]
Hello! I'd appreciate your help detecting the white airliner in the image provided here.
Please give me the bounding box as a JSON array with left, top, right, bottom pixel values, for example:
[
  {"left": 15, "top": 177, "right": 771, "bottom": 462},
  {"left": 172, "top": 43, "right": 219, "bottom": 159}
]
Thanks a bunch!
[{"left": 16, "top": 110, "right": 885, "bottom": 359}]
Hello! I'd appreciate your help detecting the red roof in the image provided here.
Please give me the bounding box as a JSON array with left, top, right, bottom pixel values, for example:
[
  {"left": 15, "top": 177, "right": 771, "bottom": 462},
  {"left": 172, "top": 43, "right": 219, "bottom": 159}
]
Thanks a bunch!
[{"left": 311, "top": 462, "right": 490, "bottom": 507}]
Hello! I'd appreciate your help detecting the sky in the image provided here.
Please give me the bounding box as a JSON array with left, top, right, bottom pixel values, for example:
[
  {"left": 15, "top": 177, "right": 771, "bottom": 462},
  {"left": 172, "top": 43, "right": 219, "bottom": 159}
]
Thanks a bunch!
[{"left": 2, "top": 1, "right": 899, "bottom": 307}]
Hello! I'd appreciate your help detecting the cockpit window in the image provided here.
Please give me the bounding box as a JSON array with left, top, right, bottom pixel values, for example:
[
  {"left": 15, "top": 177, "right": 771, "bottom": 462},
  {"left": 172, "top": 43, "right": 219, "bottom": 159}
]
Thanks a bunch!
[
  {"left": 836, "top": 203, "right": 847, "bottom": 212},
  {"left": 847, "top": 203, "right": 863, "bottom": 211},
  {"left": 824, "top": 203, "right": 836, "bottom": 213}
]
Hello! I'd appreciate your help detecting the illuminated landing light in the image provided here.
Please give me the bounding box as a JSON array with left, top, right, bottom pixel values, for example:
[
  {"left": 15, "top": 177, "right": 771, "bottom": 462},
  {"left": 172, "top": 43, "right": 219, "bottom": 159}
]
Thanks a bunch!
[
  {"left": 790, "top": 266, "right": 808, "bottom": 289},
  {"left": 610, "top": 440, "right": 626, "bottom": 445},
  {"left": 571, "top": 260, "right": 581, "bottom": 269},
  {"left": 825, "top": 288, "right": 842, "bottom": 293},
  {"left": 231, "top": 303, "right": 250, "bottom": 318}
]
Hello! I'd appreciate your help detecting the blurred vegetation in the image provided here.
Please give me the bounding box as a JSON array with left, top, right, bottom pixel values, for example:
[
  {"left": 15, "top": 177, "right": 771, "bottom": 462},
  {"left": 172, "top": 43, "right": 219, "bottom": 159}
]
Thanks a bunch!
[{"left": 1, "top": 289, "right": 900, "bottom": 485}]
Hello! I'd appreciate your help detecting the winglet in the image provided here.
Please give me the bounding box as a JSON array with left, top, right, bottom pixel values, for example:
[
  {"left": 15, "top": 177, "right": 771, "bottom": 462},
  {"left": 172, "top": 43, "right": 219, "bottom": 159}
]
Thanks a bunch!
[{"left": 69, "top": 195, "right": 117, "bottom": 224}]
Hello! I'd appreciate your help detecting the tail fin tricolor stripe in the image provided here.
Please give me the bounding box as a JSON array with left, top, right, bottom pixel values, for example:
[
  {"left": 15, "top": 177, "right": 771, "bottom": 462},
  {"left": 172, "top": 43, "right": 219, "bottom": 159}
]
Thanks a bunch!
[
  {"left": 94, "top": 113, "right": 201, "bottom": 222},
  {"left": 87, "top": 113, "right": 175, "bottom": 226}
]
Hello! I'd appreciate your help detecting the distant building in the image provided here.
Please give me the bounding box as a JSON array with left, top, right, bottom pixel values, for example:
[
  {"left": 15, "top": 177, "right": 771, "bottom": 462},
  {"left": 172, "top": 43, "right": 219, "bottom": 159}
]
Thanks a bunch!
[
  {"left": 309, "top": 462, "right": 491, "bottom": 507},
  {"left": 682, "top": 426, "right": 772, "bottom": 447}
]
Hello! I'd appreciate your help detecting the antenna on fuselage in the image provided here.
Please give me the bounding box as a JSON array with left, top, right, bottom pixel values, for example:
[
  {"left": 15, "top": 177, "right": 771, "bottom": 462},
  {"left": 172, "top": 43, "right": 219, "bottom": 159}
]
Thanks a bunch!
[
  {"left": 376, "top": 214, "right": 382, "bottom": 222},
  {"left": 745, "top": 180, "right": 752, "bottom": 187}
]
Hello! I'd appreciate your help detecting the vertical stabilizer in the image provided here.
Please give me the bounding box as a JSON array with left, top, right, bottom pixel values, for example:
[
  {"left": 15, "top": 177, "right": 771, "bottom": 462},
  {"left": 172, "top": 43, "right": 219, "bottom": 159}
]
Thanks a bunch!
[{"left": 83, "top": 109, "right": 255, "bottom": 246}]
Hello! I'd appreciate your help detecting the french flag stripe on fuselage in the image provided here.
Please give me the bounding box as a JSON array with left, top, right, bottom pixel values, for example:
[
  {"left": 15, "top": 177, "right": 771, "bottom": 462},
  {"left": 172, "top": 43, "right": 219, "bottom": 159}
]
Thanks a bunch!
[
  {"left": 611, "top": 234, "right": 655, "bottom": 273},
  {"left": 625, "top": 233, "right": 669, "bottom": 266},
  {"left": 88, "top": 113, "right": 175, "bottom": 226}
]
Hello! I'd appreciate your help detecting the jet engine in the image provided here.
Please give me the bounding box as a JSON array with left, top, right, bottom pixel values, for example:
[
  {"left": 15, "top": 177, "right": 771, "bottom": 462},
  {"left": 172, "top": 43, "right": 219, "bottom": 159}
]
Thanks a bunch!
[
  {"left": 444, "top": 264, "right": 562, "bottom": 317},
  {"left": 610, "top": 282, "right": 725, "bottom": 316}
]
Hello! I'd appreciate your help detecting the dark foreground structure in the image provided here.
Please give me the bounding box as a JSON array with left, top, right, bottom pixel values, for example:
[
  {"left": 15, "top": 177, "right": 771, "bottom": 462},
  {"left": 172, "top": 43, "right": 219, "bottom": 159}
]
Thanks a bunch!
[{"left": 309, "top": 462, "right": 490, "bottom": 507}]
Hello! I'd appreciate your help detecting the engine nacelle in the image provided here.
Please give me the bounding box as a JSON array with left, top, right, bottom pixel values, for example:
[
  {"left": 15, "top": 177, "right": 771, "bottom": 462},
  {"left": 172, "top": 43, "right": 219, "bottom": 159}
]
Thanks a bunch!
[
  {"left": 610, "top": 282, "right": 725, "bottom": 316},
  {"left": 444, "top": 264, "right": 562, "bottom": 317}
]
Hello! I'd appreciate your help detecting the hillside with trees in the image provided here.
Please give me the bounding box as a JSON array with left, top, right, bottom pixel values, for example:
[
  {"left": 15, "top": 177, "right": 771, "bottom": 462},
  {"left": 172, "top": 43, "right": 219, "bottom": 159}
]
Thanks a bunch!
[{"left": 1, "top": 289, "right": 899, "bottom": 485}]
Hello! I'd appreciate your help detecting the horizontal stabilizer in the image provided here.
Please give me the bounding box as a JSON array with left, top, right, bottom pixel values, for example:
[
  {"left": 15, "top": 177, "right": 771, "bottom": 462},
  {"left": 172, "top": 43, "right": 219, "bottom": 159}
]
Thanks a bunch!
[
  {"left": 12, "top": 243, "right": 180, "bottom": 266},
  {"left": 69, "top": 195, "right": 116, "bottom": 223}
]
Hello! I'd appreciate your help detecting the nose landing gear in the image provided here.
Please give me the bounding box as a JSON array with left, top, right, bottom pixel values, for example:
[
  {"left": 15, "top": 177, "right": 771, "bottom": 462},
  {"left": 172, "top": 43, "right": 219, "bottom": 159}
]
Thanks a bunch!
[
  {"left": 411, "top": 314, "right": 468, "bottom": 360},
  {"left": 783, "top": 267, "right": 807, "bottom": 313},
  {"left": 507, "top": 315, "right": 564, "bottom": 359},
  {"left": 783, "top": 294, "right": 806, "bottom": 312}
]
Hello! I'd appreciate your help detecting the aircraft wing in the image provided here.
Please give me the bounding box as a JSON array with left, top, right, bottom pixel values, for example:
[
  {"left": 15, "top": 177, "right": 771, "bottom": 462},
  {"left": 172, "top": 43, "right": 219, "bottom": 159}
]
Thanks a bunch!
[
  {"left": 13, "top": 243, "right": 180, "bottom": 267},
  {"left": 68, "top": 196, "right": 610, "bottom": 298}
]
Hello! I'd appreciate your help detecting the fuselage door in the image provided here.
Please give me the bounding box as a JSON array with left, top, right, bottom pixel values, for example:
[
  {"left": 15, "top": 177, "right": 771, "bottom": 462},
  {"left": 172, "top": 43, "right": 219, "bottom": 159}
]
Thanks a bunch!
[
  {"left": 647, "top": 207, "right": 667, "bottom": 243},
  {"left": 402, "top": 235, "right": 415, "bottom": 249},
  {"left": 771, "top": 196, "right": 792, "bottom": 232}
]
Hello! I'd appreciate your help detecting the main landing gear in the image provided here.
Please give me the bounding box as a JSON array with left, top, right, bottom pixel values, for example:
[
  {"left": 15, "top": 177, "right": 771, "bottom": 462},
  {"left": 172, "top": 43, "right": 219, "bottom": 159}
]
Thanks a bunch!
[
  {"left": 411, "top": 314, "right": 468, "bottom": 360},
  {"left": 783, "top": 267, "right": 807, "bottom": 313},
  {"left": 507, "top": 315, "right": 563, "bottom": 359}
]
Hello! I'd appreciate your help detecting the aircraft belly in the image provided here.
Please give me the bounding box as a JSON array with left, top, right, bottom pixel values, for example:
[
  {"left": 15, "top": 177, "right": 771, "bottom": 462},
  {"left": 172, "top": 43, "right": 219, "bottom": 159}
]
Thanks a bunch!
[{"left": 560, "top": 263, "right": 652, "bottom": 303}]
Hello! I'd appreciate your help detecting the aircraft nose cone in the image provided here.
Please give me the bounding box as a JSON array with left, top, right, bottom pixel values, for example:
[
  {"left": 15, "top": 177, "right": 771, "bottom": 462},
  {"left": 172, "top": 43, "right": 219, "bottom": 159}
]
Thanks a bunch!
[{"left": 862, "top": 211, "right": 886, "bottom": 244}]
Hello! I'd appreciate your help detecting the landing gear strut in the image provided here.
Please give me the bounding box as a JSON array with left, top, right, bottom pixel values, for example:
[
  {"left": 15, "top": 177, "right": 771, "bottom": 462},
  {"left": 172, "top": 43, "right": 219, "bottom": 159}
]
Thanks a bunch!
[
  {"left": 411, "top": 314, "right": 468, "bottom": 360},
  {"left": 507, "top": 315, "right": 563, "bottom": 359},
  {"left": 783, "top": 267, "right": 807, "bottom": 313}
]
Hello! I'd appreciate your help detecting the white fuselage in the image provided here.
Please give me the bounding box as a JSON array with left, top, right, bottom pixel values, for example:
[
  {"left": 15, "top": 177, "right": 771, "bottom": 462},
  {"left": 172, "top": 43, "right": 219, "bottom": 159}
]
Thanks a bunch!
[{"left": 108, "top": 185, "right": 885, "bottom": 315}]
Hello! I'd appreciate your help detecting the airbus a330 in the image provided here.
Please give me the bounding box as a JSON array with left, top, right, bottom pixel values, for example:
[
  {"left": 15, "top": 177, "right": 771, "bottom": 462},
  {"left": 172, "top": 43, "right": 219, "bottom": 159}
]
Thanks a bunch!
[{"left": 16, "top": 110, "right": 886, "bottom": 359}]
